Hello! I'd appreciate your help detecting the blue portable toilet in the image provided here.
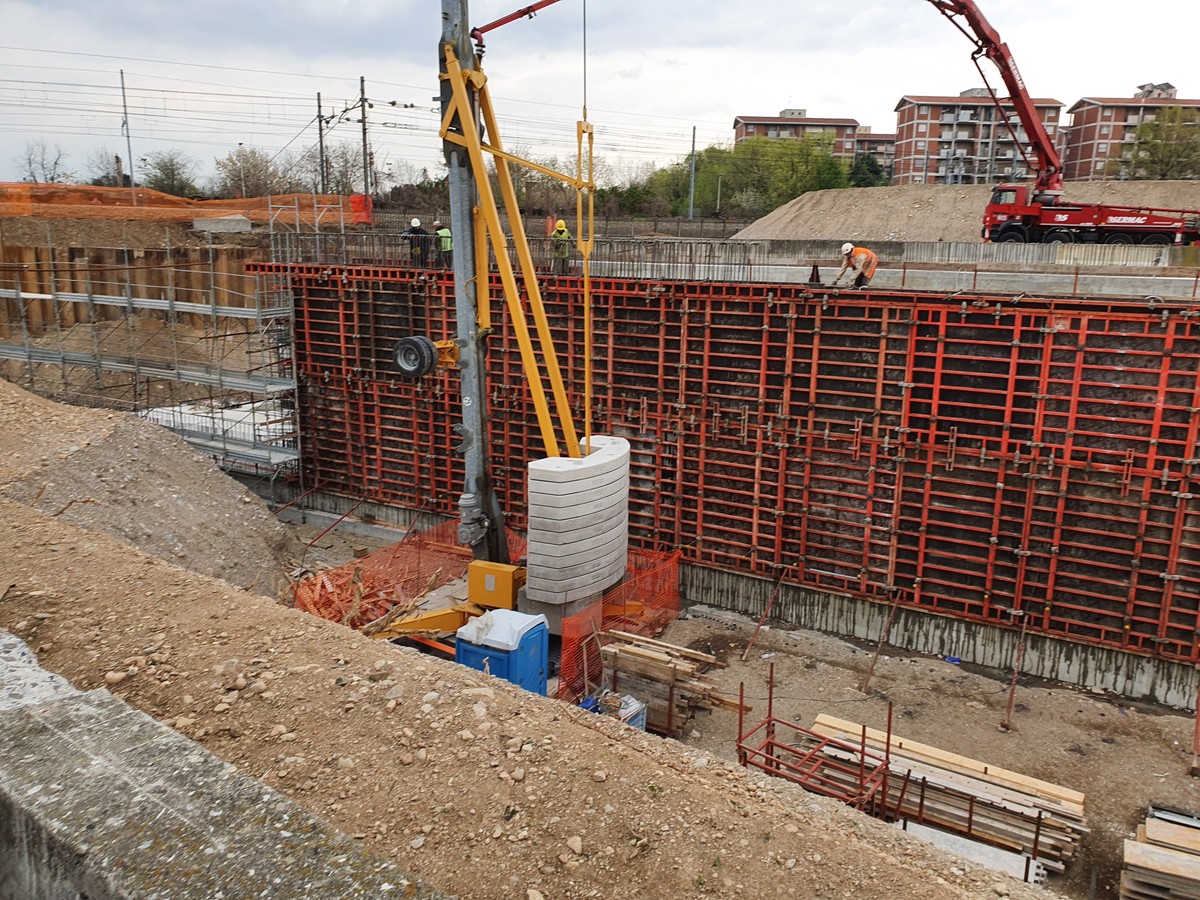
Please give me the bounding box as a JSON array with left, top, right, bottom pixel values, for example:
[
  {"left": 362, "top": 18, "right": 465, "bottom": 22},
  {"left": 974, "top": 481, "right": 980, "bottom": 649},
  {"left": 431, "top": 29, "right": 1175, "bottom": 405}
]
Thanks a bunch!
[{"left": 454, "top": 609, "right": 549, "bottom": 696}]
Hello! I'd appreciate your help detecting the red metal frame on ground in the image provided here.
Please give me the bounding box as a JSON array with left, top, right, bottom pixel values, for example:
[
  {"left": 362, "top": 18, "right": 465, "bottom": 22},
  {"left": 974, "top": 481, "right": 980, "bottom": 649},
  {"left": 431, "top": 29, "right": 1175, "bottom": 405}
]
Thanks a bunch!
[
  {"left": 737, "top": 664, "right": 891, "bottom": 812},
  {"left": 250, "top": 260, "right": 1200, "bottom": 664}
]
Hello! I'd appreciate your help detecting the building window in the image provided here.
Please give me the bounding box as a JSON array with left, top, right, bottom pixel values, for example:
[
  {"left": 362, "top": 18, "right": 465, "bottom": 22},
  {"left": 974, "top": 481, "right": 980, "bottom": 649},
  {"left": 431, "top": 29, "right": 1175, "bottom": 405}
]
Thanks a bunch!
[
  {"left": 1099, "top": 143, "right": 1109, "bottom": 153},
  {"left": 917, "top": 140, "right": 926, "bottom": 151},
  {"left": 1101, "top": 124, "right": 1110, "bottom": 136},
  {"left": 919, "top": 105, "right": 929, "bottom": 115},
  {"left": 917, "top": 123, "right": 927, "bottom": 134}
]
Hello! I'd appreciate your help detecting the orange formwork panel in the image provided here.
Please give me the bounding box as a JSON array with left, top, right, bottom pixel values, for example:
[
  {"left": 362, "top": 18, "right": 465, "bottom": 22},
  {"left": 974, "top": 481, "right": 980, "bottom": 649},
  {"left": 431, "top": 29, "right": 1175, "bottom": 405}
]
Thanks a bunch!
[{"left": 254, "top": 257, "right": 1200, "bottom": 666}]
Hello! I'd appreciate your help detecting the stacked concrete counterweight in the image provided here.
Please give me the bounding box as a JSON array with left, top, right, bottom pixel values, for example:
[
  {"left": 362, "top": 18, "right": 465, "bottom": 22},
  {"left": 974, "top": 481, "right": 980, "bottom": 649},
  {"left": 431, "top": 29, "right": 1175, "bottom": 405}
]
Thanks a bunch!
[{"left": 520, "top": 435, "right": 630, "bottom": 632}]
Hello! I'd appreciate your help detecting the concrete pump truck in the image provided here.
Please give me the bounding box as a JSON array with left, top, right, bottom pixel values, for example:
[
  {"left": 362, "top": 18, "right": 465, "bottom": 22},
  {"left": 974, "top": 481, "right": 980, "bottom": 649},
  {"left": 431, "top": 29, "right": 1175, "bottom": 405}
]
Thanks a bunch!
[{"left": 928, "top": 0, "right": 1200, "bottom": 246}]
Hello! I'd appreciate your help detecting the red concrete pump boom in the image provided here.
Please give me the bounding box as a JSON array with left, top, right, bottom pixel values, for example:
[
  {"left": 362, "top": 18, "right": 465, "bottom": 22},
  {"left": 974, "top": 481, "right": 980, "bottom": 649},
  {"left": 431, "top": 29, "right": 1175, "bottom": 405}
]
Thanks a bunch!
[
  {"left": 469, "top": 0, "right": 566, "bottom": 52},
  {"left": 926, "top": 0, "right": 1063, "bottom": 191}
]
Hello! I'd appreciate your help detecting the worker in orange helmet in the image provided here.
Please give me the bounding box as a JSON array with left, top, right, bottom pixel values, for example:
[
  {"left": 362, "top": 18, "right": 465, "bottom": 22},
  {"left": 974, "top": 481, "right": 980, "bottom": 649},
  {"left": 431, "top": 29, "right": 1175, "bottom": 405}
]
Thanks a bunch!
[
  {"left": 833, "top": 242, "right": 878, "bottom": 289},
  {"left": 550, "top": 218, "right": 572, "bottom": 275}
]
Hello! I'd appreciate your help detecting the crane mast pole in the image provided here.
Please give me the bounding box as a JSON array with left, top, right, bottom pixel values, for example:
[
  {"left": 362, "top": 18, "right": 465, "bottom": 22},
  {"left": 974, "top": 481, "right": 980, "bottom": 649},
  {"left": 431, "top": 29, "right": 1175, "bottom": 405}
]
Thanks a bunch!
[{"left": 441, "top": 0, "right": 509, "bottom": 564}]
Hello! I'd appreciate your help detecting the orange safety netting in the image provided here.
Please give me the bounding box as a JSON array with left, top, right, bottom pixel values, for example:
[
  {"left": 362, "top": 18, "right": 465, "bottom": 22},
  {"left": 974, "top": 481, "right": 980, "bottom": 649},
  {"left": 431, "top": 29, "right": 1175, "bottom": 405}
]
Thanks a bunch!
[
  {"left": 556, "top": 548, "right": 682, "bottom": 702},
  {"left": 292, "top": 519, "right": 527, "bottom": 630},
  {"left": 0, "top": 182, "right": 372, "bottom": 225}
]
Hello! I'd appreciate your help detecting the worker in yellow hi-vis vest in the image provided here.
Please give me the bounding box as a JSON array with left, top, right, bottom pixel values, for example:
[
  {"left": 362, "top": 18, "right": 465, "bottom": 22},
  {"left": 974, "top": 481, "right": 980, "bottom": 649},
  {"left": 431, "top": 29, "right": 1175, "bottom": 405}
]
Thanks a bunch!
[
  {"left": 550, "top": 219, "right": 572, "bottom": 275},
  {"left": 433, "top": 221, "right": 452, "bottom": 268}
]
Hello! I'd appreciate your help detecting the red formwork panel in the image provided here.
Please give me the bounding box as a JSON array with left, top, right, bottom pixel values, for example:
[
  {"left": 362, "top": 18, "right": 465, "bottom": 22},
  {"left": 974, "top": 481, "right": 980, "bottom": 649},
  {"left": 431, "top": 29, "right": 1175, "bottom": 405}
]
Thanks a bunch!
[{"left": 248, "top": 261, "right": 1200, "bottom": 664}]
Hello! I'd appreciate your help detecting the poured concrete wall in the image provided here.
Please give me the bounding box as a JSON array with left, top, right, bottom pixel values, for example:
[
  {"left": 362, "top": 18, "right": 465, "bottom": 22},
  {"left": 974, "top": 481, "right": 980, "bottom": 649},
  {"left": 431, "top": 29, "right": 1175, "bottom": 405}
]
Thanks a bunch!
[
  {"left": 0, "top": 631, "right": 448, "bottom": 900},
  {"left": 682, "top": 564, "right": 1200, "bottom": 710}
]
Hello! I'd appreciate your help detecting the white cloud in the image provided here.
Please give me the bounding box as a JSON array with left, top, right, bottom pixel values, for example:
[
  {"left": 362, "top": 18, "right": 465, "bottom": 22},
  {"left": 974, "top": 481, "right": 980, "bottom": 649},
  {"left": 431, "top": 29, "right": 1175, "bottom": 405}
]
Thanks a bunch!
[{"left": 0, "top": 0, "right": 1192, "bottom": 185}]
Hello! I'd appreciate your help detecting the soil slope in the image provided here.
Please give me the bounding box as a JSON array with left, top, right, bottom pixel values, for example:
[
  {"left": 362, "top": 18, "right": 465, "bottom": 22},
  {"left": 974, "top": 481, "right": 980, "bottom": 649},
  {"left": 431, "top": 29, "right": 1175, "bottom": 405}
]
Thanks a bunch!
[
  {"left": 736, "top": 181, "right": 1200, "bottom": 243},
  {"left": 0, "top": 380, "right": 1055, "bottom": 899}
]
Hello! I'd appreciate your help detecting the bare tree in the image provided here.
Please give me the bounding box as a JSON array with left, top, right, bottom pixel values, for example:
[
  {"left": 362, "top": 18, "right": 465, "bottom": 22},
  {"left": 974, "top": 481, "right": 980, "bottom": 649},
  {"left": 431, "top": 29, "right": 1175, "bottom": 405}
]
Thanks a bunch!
[
  {"left": 85, "top": 146, "right": 129, "bottom": 187},
  {"left": 212, "top": 145, "right": 303, "bottom": 199},
  {"left": 16, "top": 140, "right": 76, "bottom": 183}
]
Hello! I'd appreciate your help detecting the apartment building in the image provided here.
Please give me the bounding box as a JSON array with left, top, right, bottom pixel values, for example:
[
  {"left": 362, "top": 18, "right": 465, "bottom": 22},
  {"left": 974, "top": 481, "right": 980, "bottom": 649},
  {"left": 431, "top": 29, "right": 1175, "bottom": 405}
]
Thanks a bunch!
[
  {"left": 892, "top": 89, "right": 1065, "bottom": 185},
  {"left": 733, "top": 109, "right": 859, "bottom": 156},
  {"left": 732, "top": 109, "right": 895, "bottom": 176},
  {"left": 1064, "top": 84, "right": 1200, "bottom": 180}
]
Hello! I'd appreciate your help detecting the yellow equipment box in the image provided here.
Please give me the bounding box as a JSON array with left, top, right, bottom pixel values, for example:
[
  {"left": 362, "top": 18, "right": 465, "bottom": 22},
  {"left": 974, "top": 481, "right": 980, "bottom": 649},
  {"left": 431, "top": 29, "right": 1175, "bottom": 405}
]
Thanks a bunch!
[{"left": 467, "top": 560, "right": 525, "bottom": 610}]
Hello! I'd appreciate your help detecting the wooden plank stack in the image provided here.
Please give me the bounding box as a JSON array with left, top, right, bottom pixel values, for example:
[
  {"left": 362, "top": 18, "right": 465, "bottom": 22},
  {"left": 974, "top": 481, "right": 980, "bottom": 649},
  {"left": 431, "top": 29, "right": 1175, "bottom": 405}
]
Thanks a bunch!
[
  {"left": 598, "top": 630, "right": 743, "bottom": 738},
  {"left": 1121, "top": 807, "right": 1200, "bottom": 898},
  {"left": 809, "top": 714, "right": 1087, "bottom": 875}
]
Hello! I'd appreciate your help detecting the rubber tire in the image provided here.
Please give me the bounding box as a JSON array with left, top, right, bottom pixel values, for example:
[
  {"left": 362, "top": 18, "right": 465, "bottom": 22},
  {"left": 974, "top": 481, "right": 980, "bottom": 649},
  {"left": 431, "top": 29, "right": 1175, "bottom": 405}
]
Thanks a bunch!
[
  {"left": 393, "top": 335, "right": 438, "bottom": 378},
  {"left": 994, "top": 230, "right": 1027, "bottom": 243},
  {"left": 1044, "top": 230, "right": 1076, "bottom": 244},
  {"left": 1141, "top": 233, "right": 1173, "bottom": 246},
  {"left": 1103, "top": 233, "right": 1134, "bottom": 245}
]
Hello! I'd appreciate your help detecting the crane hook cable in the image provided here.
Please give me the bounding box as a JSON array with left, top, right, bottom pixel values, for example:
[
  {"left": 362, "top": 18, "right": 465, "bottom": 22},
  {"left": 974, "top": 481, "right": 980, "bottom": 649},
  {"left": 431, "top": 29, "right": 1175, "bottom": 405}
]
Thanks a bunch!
[{"left": 577, "top": 0, "right": 596, "bottom": 457}]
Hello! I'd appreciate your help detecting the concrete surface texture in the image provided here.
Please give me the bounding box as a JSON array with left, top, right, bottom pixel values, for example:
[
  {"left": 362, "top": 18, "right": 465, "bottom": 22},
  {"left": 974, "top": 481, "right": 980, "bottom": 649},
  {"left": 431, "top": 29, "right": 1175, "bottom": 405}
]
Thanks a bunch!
[{"left": 0, "top": 632, "right": 444, "bottom": 900}]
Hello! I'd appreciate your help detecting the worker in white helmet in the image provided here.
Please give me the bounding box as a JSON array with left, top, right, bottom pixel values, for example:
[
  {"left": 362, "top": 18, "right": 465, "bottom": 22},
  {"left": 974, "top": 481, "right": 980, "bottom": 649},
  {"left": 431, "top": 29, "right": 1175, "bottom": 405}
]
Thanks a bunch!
[
  {"left": 833, "top": 242, "right": 879, "bottom": 289},
  {"left": 401, "top": 217, "right": 431, "bottom": 267}
]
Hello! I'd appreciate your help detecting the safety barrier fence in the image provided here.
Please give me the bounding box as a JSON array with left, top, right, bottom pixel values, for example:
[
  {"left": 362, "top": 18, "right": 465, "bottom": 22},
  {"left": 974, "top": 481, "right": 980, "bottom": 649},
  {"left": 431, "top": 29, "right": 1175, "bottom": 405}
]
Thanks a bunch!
[
  {"left": 270, "top": 232, "right": 1195, "bottom": 274},
  {"left": 249, "top": 259, "right": 1200, "bottom": 664}
]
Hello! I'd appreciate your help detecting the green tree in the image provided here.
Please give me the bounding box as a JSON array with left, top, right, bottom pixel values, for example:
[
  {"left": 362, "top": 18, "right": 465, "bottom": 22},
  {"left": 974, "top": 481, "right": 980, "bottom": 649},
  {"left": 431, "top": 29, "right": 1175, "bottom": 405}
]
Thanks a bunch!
[
  {"left": 1125, "top": 107, "right": 1200, "bottom": 179},
  {"left": 140, "top": 150, "right": 201, "bottom": 197},
  {"left": 639, "top": 137, "right": 847, "bottom": 217},
  {"left": 848, "top": 152, "right": 888, "bottom": 187}
]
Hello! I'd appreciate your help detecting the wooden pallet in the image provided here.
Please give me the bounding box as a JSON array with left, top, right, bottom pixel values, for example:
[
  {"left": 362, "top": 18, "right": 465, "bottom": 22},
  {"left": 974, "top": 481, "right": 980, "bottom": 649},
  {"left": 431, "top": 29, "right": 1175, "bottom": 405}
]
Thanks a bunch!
[
  {"left": 1121, "top": 810, "right": 1200, "bottom": 899},
  {"left": 599, "top": 630, "right": 742, "bottom": 738}
]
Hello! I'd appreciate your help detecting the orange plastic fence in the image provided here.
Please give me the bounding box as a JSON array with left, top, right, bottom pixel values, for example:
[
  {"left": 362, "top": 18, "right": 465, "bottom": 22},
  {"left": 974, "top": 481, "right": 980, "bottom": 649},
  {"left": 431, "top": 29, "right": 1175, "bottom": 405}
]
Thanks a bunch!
[
  {"left": 292, "top": 519, "right": 527, "bottom": 629},
  {"left": 0, "top": 183, "right": 372, "bottom": 225},
  {"left": 556, "top": 549, "right": 682, "bottom": 702}
]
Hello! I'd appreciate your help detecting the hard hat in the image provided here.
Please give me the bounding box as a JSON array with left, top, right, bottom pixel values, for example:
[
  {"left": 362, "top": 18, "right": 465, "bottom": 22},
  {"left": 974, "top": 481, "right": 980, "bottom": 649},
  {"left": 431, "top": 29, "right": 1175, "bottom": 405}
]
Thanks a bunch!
[
  {"left": 433, "top": 221, "right": 442, "bottom": 228},
  {"left": 411, "top": 218, "right": 421, "bottom": 227},
  {"left": 841, "top": 242, "right": 854, "bottom": 255},
  {"left": 556, "top": 219, "right": 566, "bottom": 230}
]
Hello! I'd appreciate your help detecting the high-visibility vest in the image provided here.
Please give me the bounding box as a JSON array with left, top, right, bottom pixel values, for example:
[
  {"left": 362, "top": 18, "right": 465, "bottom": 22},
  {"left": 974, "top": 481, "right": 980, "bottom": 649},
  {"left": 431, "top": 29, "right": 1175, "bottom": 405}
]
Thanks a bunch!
[
  {"left": 852, "top": 247, "right": 878, "bottom": 278},
  {"left": 436, "top": 227, "right": 452, "bottom": 251}
]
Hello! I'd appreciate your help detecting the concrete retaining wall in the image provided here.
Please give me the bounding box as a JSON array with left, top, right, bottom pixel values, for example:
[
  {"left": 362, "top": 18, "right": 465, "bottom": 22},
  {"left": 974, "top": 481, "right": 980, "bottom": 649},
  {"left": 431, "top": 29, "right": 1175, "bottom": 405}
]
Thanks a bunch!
[
  {"left": 681, "top": 564, "right": 1200, "bottom": 711},
  {"left": 0, "top": 631, "right": 448, "bottom": 900}
]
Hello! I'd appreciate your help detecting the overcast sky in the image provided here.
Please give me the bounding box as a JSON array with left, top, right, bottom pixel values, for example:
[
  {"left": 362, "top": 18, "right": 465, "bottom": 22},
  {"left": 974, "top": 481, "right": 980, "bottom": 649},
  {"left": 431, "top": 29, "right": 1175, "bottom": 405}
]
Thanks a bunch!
[{"left": 0, "top": 0, "right": 1191, "bottom": 189}]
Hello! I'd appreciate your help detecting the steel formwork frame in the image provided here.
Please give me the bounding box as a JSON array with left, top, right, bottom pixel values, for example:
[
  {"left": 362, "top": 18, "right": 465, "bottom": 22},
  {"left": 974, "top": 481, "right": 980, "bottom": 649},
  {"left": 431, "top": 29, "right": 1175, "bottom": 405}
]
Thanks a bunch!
[{"left": 249, "top": 260, "right": 1200, "bottom": 665}]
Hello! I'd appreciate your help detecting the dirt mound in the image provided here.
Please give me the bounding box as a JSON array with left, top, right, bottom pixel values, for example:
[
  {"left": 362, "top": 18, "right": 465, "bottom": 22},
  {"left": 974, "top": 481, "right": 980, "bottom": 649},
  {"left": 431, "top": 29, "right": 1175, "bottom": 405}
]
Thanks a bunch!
[
  {"left": 737, "top": 181, "right": 1200, "bottom": 244},
  {"left": 0, "top": 380, "right": 300, "bottom": 595},
  {"left": 0, "top": 384, "right": 1057, "bottom": 899}
]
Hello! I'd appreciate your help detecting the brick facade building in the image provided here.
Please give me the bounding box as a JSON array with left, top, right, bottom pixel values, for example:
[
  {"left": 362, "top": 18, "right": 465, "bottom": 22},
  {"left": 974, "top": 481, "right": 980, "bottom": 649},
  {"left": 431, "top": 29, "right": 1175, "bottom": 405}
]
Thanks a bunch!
[
  {"left": 892, "top": 89, "right": 1065, "bottom": 185},
  {"left": 1063, "top": 84, "right": 1200, "bottom": 180}
]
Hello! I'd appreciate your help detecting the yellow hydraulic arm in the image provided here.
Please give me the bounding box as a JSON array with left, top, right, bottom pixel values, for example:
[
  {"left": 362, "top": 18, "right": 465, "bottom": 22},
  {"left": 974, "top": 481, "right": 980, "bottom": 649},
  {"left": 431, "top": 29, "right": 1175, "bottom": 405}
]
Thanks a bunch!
[{"left": 438, "top": 42, "right": 595, "bottom": 459}]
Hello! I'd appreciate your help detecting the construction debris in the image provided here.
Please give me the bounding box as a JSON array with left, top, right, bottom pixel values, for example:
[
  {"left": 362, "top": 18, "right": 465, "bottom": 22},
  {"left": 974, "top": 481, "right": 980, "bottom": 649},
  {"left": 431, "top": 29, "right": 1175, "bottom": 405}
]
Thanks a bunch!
[
  {"left": 1121, "top": 805, "right": 1200, "bottom": 899},
  {"left": 598, "top": 630, "right": 743, "bottom": 738}
]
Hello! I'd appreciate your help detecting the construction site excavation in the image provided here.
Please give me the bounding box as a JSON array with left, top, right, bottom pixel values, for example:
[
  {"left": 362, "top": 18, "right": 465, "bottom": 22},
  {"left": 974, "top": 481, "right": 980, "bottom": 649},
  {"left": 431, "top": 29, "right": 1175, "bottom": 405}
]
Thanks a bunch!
[{"left": 6, "top": 2, "right": 1200, "bottom": 900}]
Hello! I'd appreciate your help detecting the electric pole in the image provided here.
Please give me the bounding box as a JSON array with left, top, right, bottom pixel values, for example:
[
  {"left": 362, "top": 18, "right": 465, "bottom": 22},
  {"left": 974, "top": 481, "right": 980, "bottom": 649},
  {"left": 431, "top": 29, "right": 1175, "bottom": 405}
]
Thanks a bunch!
[
  {"left": 360, "top": 77, "right": 370, "bottom": 197},
  {"left": 317, "top": 92, "right": 328, "bottom": 194}
]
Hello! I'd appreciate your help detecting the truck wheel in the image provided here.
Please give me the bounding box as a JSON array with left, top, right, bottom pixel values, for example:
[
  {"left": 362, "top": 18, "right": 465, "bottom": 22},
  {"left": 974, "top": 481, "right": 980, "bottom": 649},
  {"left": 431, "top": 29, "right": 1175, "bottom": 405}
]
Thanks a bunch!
[
  {"left": 994, "top": 230, "right": 1027, "bottom": 243},
  {"left": 1044, "top": 229, "right": 1075, "bottom": 244},
  {"left": 1141, "top": 234, "right": 1172, "bottom": 246},
  {"left": 393, "top": 335, "right": 438, "bottom": 378},
  {"left": 1103, "top": 233, "right": 1134, "bottom": 245}
]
